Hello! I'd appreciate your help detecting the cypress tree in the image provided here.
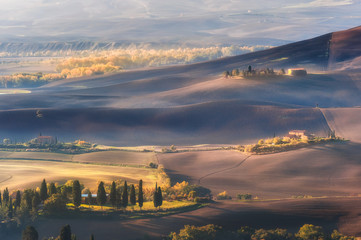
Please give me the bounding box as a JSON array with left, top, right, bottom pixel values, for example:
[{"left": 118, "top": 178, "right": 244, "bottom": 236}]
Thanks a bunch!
[
  {"left": 32, "top": 192, "right": 41, "bottom": 211},
  {"left": 157, "top": 186, "right": 163, "bottom": 209},
  {"left": 138, "top": 180, "right": 143, "bottom": 210},
  {"left": 72, "top": 180, "right": 82, "bottom": 208},
  {"left": 109, "top": 181, "right": 117, "bottom": 207},
  {"left": 8, "top": 197, "right": 13, "bottom": 218},
  {"left": 22, "top": 226, "right": 39, "bottom": 240},
  {"left": 90, "top": 234, "right": 95, "bottom": 240},
  {"left": 40, "top": 179, "right": 48, "bottom": 202},
  {"left": 15, "top": 190, "right": 21, "bottom": 209},
  {"left": 130, "top": 184, "right": 136, "bottom": 206},
  {"left": 116, "top": 188, "right": 122, "bottom": 209},
  {"left": 153, "top": 182, "right": 158, "bottom": 208},
  {"left": 59, "top": 224, "right": 72, "bottom": 240},
  {"left": 96, "top": 181, "right": 106, "bottom": 208},
  {"left": 122, "top": 181, "right": 128, "bottom": 209},
  {"left": 49, "top": 182, "right": 57, "bottom": 196},
  {"left": 87, "top": 191, "right": 93, "bottom": 206},
  {"left": 0, "top": 191, "right": 2, "bottom": 206},
  {"left": 3, "top": 187, "right": 9, "bottom": 204}
]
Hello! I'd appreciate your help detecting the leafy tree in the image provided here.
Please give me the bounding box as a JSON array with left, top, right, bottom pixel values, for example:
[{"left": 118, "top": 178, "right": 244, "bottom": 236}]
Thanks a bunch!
[
  {"left": 49, "top": 182, "right": 57, "bottom": 196},
  {"left": 170, "top": 224, "right": 223, "bottom": 240},
  {"left": 122, "top": 181, "right": 128, "bottom": 209},
  {"left": 40, "top": 179, "right": 48, "bottom": 202},
  {"left": 22, "top": 189, "right": 35, "bottom": 210},
  {"left": 22, "top": 226, "right": 39, "bottom": 240},
  {"left": 15, "top": 190, "right": 21, "bottom": 209},
  {"left": 109, "top": 181, "right": 117, "bottom": 207},
  {"left": 130, "top": 184, "right": 136, "bottom": 206},
  {"left": 32, "top": 192, "right": 41, "bottom": 211},
  {"left": 72, "top": 180, "right": 81, "bottom": 208},
  {"left": 296, "top": 224, "right": 324, "bottom": 240},
  {"left": 3, "top": 187, "right": 9, "bottom": 204},
  {"left": 44, "top": 193, "right": 66, "bottom": 214},
  {"left": 138, "top": 179, "right": 143, "bottom": 209},
  {"left": 59, "top": 224, "right": 72, "bottom": 240},
  {"left": 96, "top": 182, "right": 106, "bottom": 208}
]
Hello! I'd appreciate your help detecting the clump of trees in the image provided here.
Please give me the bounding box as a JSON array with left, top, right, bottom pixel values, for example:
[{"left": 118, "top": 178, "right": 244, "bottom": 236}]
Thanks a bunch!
[
  {"left": 169, "top": 224, "right": 355, "bottom": 240},
  {"left": 223, "top": 65, "right": 286, "bottom": 79}
]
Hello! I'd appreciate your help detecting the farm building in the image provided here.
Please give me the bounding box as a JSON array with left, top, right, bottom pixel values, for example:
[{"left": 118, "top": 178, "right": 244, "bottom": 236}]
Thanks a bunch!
[
  {"left": 288, "top": 68, "right": 307, "bottom": 76},
  {"left": 34, "top": 135, "right": 57, "bottom": 145}
]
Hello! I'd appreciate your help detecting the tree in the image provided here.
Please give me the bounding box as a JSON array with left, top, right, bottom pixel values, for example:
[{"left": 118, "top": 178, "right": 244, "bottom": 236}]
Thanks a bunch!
[
  {"left": 129, "top": 184, "right": 136, "bottom": 206},
  {"left": 116, "top": 188, "right": 122, "bottom": 209},
  {"left": 44, "top": 194, "right": 66, "bottom": 214},
  {"left": 109, "top": 181, "right": 117, "bottom": 207},
  {"left": 15, "top": 190, "right": 21, "bottom": 209},
  {"left": 157, "top": 186, "right": 163, "bottom": 208},
  {"left": 22, "top": 226, "right": 39, "bottom": 240},
  {"left": 296, "top": 224, "right": 324, "bottom": 240},
  {"left": 40, "top": 179, "right": 48, "bottom": 202},
  {"left": 32, "top": 192, "right": 41, "bottom": 211},
  {"left": 138, "top": 180, "right": 144, "bottom": 210},
  {"left": 0, "top": 191, "right": 2, "bottom": 205},
  {"left": 248, "top": 65, "right": 252, "bottom": 73},
  {"left": 153, "top": 182, "right": 158, "bottom": 208},
  {"left": 3, "top": 187, "right": 9, "bottom": 204},
  {"left": 87, "top": 191, "right": 93, "bottom": 206},
  {"left": 122, "top": 181, "right": 128, "bottom": 209},
  {"left": 59, "top": 224, "right": 72, "bottom": 240},
  {"left": 72, "top": 180, "right": 81, "bottom": 208},
  {"left": 90, "top": 234, "right": 95, "bottom": 240},
  {"left": 8, "top": 197, "right": 13, "bottom": 218},
  {"left": 49, "top": 182, "right": 57, "bottom": 196},
  {"left": 96, "top": 181, "right": 106, "bottom": 208}
]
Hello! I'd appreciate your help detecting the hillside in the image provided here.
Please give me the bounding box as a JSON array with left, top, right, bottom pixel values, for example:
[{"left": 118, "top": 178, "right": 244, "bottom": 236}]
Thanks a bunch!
[{"left": 0, "top": 26, "right": 360, "bottom": 146}]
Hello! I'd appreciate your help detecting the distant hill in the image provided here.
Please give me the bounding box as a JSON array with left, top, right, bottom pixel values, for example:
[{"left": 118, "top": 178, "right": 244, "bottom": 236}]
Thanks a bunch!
[{"left": 0, "top": 26, "right": 360, "bottom": 145}]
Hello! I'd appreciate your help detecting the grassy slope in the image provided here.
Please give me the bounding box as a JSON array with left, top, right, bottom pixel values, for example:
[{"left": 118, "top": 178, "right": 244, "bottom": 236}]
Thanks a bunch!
[{"left": 0, "top": 151, "right": 158, "bottom": 191}]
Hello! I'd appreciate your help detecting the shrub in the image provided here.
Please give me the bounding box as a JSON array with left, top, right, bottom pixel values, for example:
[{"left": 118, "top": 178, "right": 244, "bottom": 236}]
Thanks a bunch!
[
  {"left": 216, "top": 191, "right": 231, "bottom": 200},
  {"left": 44, "top": 194, "right": 67, "bottom": 214},
  {"left": 237, "top": 193, "right": 252, "bottom": 200},
  {"left": 296, "top": 224, "right": 325, "bottom": 240},
  {"left": 170, "top": 224, "right": 223, "bottom": 240}
]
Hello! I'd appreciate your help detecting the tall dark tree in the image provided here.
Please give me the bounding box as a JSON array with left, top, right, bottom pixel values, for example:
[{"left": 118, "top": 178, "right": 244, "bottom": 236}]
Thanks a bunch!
[
  {"left": 7, "top": 197, "right": 13, "bottom": 218},
  {"left": 49, "top": 182, "right": 57, "bottom": 196},
  {"left": 3, "top": 187, "right": 9, "bottom": 204},
  {"left": 32, "top": 192, "right": 41, "bottom": 211},
  {"left": 0, "top": 191, "right": 2, "bottom": 205},
  {"left": 153, "top": 182, "right": 158, "bottom": 208},
  {"left": 72, "top": 180, "right": 81, "bottom": 208},
  {"left": 130, "top": 184, "right": 136, "bottom": 206},
  {"left": 15, "top": 190, "right": 21, "bottom": 209},
  {"left": 138, "top": 180, "right": 143, "bottom": 210},
  {"left": 59, "top": 224, "right": 72, "bottom": 240},
  {"left": 122, "top": 181, "right": 128, "bottom": 209},
  {"left": 90, "top": 234, "right": 95, "bottom": 240},
  {"left": 96, "top": 181, "right": 106, "bottom": 208},
  {"left": 40, "top": 179, "right": 48, "bottom": 202},
  {"left": 157, "top": 186, "right": 163, "bottom": 208},
  {"left": 22, "top": 226, "right": 39, "bottom": 240},
  {"left": 109, "top": 181, "right": 117, "bottom": 207},
  {"left": 87, "top": 191, "right": 93, "bottom": 206},
  {"left": 116, "top": 188, "right": 122, "bottom": 209}
]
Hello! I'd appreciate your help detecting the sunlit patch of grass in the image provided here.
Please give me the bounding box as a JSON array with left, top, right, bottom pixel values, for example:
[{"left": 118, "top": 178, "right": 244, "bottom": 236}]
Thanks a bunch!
[
  {"left": 0, "top": 89, "right": 31, "bottom": 94},
  {"left": 67, "top": 200, "right": 197, "bottom": 212}
]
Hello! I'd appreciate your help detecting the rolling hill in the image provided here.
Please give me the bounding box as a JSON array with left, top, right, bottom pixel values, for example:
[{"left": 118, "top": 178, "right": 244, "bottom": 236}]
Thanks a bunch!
[{"left": 0, "top": 26, "right": 360, "bottom": 146}]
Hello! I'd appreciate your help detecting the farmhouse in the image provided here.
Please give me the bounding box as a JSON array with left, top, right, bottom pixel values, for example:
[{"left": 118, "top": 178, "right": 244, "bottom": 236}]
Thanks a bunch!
[
  {"left": 34, "top": 135, "right": 57, "bottom": 145},
  {"left": 288, "top": 68, "right": 307, "bottom": 76}
]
